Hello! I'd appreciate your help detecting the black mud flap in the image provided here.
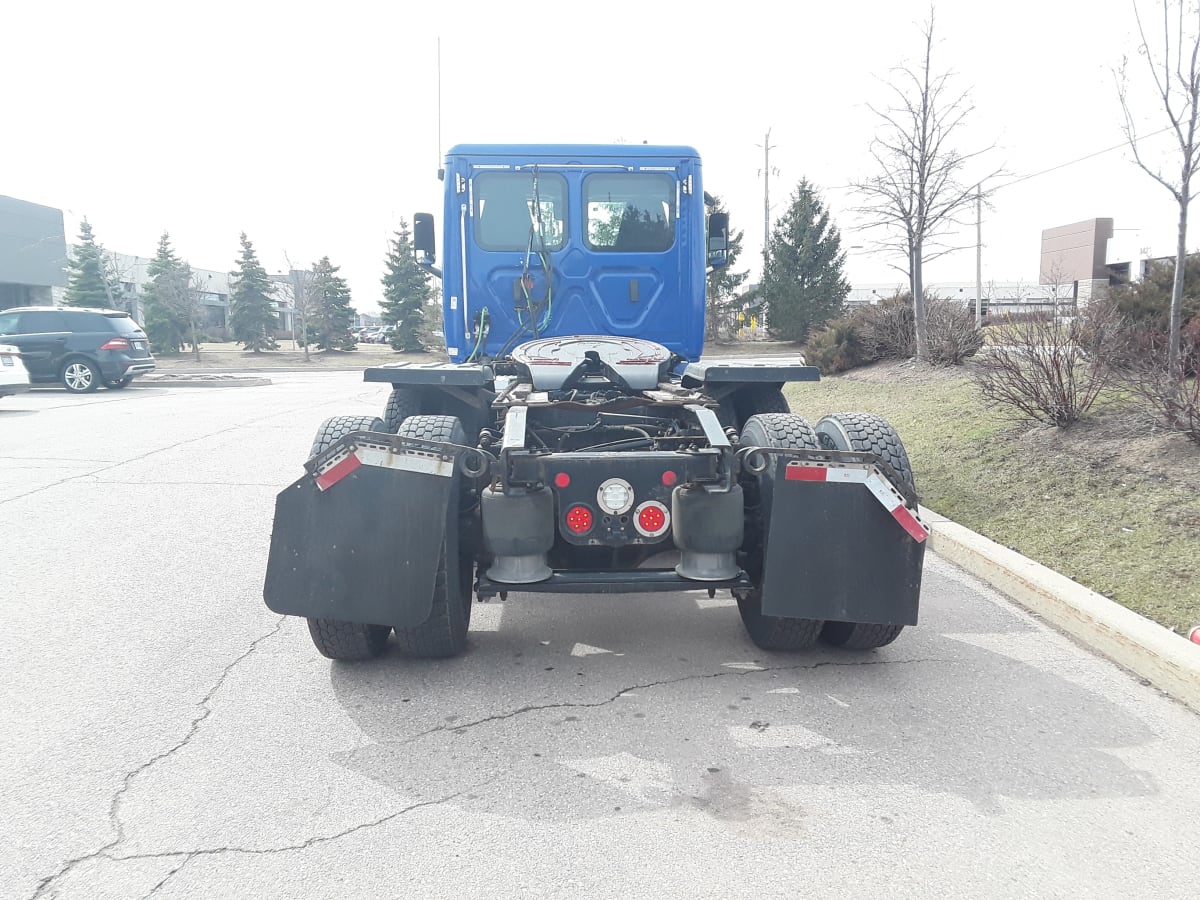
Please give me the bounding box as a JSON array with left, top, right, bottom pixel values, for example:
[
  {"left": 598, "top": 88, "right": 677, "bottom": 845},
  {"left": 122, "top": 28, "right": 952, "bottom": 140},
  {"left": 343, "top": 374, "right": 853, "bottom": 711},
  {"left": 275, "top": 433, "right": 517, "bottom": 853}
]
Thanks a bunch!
[
  {"left": 759, "top": 457, "right": 926, "bottom": 625},
  {"left": 263, "top": 435, "right": 460, "bottom": 628}
]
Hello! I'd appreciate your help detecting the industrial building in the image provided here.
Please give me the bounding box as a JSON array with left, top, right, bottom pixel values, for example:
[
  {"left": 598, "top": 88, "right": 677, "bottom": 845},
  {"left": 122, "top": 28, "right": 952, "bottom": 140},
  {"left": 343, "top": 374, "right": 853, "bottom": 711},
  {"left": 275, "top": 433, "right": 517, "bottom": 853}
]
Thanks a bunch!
[{"left": 0, "top": 195, "right": 68, "bottom": 310}]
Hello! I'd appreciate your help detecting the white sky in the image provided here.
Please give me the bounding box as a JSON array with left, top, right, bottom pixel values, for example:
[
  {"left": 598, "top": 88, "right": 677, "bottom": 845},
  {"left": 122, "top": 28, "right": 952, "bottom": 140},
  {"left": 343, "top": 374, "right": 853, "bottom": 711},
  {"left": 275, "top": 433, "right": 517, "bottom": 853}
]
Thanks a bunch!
[{"left": 2, "top": 0, "right": 1189, "bottom": 313}]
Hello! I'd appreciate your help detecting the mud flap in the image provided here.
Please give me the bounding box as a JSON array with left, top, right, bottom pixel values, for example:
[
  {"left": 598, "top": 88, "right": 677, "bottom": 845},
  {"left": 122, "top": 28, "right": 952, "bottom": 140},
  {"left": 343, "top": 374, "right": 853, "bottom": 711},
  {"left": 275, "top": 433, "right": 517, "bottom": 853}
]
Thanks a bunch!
[
  {"left": 263, "top": 436, "right": 458, "bottom": 628},
  {"left": 759, "top": 457, "right": 926, "bottom": 625}
]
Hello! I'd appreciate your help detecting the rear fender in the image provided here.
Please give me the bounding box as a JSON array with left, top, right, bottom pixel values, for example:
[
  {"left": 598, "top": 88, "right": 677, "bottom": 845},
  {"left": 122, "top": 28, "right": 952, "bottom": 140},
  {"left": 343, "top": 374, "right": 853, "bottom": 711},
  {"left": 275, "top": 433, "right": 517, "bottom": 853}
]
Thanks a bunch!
[{"left": 751, "top": 450, "right": 927, "bottom": 625}]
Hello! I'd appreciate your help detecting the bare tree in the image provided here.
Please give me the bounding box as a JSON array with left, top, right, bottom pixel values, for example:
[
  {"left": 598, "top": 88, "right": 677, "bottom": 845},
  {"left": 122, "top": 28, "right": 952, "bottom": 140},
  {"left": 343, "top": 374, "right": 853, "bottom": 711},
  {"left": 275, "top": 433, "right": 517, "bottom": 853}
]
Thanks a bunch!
[
  {"left": 184, "top": 273, "right": 209, "bottom": 362},
  {"left": 1042, "top": 257, "right": 1074, "bottom": 320},
  {"left": 852, "top": 6, "right": 1002, "bottom": 360},
  {"left": 1116, "top": 0, "right": 1200, "bottom": 380},
  {"left": 284, "top": 253, "right": 316, "bottom": 363}
]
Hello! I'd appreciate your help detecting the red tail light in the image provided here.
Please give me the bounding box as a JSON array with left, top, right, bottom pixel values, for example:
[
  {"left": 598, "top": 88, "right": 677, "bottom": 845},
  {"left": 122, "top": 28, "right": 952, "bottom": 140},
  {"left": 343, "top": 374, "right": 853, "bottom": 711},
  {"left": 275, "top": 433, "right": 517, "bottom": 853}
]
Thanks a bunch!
[
  {"left": 634, "top": 501, "right": 670, "bottom": 538},
  {"left": 565, "top": 504, "right": 593, "bottom": 534},
  {"left": 99, "top": 338, "right": 130, "bottom": 351}
]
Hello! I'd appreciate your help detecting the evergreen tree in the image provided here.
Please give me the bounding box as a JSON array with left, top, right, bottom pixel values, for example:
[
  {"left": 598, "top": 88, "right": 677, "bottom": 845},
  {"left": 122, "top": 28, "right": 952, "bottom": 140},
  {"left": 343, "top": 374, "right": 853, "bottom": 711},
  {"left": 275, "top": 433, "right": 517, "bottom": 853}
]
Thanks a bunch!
[
  {"left": 63, "top": 219, "right": 122, "bottom": 308},
  {"left": 704, "top": 195, "right": 749, "bottom": 342},
  {"left": 228, "top": 233, "right": 278, "bottom": 352},
  {"left": 308, "top": 256, "right": 356, "bottom": 350},
  {"left": 140, "top": 233, "right": 192, "bottom": 354},
  {"left": 380, "top": 218, "right": 433, "bottom": 352},
  {"left": 762, "top": 180, "right": 850, "bottom": 343}
]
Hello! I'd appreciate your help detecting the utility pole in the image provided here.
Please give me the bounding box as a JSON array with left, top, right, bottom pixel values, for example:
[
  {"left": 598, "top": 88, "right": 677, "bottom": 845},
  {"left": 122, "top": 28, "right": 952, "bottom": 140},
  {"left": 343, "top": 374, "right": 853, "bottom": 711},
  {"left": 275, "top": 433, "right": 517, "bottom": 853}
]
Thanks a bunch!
[
  {"left": 975, "top": 183, "right": 983, "bottom": 327},
  {"left": 757, "top": 129, "right": 779, "bottom": 287}
]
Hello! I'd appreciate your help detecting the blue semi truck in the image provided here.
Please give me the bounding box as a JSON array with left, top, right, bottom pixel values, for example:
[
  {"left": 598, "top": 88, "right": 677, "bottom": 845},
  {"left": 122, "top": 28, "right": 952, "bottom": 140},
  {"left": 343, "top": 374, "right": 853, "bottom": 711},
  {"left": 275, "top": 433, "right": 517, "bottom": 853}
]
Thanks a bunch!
[{"left": 264, "top": 144, "right": 928, "bottom": 661}]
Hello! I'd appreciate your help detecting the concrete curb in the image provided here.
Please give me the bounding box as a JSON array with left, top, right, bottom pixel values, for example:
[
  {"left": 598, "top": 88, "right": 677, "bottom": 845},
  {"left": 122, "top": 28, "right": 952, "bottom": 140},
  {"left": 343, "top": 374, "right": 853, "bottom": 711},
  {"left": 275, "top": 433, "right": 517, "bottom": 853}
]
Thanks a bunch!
[
  {"left": 139, "top": 374, "right": 272, "bottom": 388},
  {"left": 921, "top": 505, "right": 1200, "bottom": 713}
]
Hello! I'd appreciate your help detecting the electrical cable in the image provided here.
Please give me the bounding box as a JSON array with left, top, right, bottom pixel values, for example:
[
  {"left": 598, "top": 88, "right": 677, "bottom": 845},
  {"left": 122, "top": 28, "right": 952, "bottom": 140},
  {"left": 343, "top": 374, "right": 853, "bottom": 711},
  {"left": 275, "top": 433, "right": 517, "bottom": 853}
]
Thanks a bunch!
[{"left": 464, "top": 307, "right": 489, "bottom": 362}]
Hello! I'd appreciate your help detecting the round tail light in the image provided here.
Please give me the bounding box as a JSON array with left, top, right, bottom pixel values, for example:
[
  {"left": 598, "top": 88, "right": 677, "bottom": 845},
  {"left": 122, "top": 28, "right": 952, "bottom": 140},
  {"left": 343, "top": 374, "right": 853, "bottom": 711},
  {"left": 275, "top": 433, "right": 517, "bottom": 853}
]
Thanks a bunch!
[
  {"left": 565, "top": 504, "right": 594, "bottom": 534},
  {"left": 633, "top": 501, "right": 670, "bottom": 538}
]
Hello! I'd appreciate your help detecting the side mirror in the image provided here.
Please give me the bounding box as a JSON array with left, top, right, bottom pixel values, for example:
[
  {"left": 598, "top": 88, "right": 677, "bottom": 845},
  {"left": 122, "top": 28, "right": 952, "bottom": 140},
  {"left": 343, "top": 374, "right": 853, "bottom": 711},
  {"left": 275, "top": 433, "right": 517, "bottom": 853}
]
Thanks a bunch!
[
  {"left": 707, "top": 211, "right": 729, "bottom": 269},
  {"left": 413, "top": 213, "right": 437, "bottom": 261}
]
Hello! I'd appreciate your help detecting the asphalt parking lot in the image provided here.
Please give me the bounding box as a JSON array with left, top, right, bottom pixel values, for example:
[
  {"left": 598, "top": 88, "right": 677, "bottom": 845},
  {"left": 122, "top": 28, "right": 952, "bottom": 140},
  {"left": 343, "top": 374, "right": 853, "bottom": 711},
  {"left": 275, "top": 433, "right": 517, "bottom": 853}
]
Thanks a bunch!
[{"left": 2, "top": 373, "right": 1198, "bottom": 899}]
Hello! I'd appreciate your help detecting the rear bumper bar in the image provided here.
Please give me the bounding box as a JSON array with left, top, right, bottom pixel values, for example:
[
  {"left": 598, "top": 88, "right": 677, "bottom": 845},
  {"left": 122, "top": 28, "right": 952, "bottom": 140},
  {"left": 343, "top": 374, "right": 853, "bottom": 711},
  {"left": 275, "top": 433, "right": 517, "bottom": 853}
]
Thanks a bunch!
[{"left": 477, "top": 569, "right": 753, "bottom": 598}]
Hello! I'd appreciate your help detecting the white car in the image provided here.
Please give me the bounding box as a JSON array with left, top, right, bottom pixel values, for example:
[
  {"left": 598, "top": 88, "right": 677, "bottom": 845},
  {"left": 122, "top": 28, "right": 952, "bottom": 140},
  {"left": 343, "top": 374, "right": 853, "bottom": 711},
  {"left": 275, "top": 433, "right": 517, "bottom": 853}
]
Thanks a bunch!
[{"left": 0, "top": 343, "right": 31, "bottom": 398}]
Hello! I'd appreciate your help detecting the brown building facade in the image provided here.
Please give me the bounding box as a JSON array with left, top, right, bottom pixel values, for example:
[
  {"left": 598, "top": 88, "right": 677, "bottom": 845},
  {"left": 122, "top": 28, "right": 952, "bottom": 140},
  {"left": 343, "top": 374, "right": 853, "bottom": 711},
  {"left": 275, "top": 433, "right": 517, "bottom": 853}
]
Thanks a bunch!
[{"left": 1039, "top": 218, "right": 1114, "bottom": 305}]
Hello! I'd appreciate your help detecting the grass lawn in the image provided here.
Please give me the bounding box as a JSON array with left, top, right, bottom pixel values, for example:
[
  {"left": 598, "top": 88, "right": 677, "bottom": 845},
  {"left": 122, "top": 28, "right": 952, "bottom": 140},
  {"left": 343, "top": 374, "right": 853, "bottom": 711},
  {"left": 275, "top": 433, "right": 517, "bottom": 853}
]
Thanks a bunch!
[{"left": 784, "top": 360, "right": 1200, "bottom": 635}]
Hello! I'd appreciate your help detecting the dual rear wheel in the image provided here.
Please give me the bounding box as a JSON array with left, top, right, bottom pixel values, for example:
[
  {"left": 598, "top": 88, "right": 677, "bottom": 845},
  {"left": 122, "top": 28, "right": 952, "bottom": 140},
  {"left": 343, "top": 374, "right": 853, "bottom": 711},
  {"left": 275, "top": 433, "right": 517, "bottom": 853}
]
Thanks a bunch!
[
  {"left": 298, "top": 403, "right": 915, "bottom": 659},
  {"left": 735, "top": 410, "right": 915, "bottom": 652},
  {"left": 303, "top": 412, "right": 473, "bottom": 662}
]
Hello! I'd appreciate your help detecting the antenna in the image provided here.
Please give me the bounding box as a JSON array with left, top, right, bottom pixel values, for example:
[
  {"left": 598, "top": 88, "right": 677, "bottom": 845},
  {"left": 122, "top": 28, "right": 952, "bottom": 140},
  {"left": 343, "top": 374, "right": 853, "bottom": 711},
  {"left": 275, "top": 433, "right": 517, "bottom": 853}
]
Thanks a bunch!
[{"left": 437, "top": 36, "right": 443, "bottom": 169}]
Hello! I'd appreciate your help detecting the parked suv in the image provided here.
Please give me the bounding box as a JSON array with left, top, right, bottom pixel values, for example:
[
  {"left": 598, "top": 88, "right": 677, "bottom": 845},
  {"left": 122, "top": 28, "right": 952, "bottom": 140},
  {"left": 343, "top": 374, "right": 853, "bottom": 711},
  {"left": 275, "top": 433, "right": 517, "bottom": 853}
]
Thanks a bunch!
[{"left": 0, "top": 307, "right": 156, "bottom": 393}]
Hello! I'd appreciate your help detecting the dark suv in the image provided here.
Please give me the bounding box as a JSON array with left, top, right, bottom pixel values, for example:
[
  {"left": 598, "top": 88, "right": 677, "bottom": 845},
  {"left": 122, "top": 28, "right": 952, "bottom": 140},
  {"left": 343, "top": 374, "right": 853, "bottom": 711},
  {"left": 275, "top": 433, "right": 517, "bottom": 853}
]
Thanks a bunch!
[{"left": 0, "top": 306, "right": 156, "bottom": 393}]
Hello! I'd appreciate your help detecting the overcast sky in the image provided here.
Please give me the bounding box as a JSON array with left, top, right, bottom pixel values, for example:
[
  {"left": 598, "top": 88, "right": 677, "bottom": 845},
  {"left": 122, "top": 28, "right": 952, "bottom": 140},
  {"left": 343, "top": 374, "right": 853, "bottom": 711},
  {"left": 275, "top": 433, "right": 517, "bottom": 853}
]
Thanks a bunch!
[{"left": 2, "top": 0, "right": 1189, "bottom": 312}]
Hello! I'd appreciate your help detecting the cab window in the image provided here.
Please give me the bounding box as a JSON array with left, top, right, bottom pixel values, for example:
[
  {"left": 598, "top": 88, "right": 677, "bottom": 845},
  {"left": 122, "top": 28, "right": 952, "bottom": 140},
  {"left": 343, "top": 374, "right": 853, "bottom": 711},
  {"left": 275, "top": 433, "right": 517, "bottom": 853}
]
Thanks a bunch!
[
  {"left": 585, "top": 173, "right": 675, "bottom": 252},
  {"left": 17, "top": 311, "right": 61, "bottom": 333},
  {"left": 473, "top": 171, "right": 567, "bottom": 252},
  {"left": 64, "top": 311, "right": 108, "bottom": 332}
]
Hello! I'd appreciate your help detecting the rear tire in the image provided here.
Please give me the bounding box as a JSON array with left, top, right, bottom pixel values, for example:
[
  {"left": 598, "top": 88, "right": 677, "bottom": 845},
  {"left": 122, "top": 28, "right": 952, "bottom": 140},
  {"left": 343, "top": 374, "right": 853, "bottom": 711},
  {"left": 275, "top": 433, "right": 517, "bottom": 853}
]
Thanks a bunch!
[
  {"left": 735, "top": 413, "right": 824, "bottom": 651},
  {"left": 814, "top": 412, "right": 915, "bottom": 493},
  {"left": 820, "top": 621, "right": 905, "bottom": 649},
  {"left": 61, "top": 358, "right": 100, "bottom": 393},
  {"left": 308, "top": 414, "right": 386, "bottom": 460},
  {"left": 303, "top": 414, "right": 391, "bottom": 661},
  {"left": 383, "top": 387, "right": 423, "bottom": 434},
  {"left": 391, "top": 414, "right": 474, "bottom": 658},
  {"left": 814, "top": 412, "right": 916, "bottom": 649},
  {"left": 719, "top": 385, "right": 790, "bottom": 431},
  {"left": 306, "top": 618, "right": 392, "bottom": 660}
]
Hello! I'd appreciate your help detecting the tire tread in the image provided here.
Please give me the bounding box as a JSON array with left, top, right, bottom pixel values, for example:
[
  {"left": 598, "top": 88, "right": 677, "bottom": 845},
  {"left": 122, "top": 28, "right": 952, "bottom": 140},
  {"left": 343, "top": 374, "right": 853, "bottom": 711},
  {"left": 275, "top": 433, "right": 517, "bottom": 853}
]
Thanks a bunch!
[
  {"left": 309, "top": 414, "right": 385, "bottom": 460},
  {"left": 306, "top": 617, "right": 391, "bottom": 660},
  {"left": 383, "top": 388, "right": 423, "bottom": 434},
  {"left": 820, "top": 621, "right": 905, "bottom": 650},
  {"left": 391, "top": 414, "right": 473, "bottom": 658},
  {"left": 815, "top": 412, "right": 914, "bottom": 493}
]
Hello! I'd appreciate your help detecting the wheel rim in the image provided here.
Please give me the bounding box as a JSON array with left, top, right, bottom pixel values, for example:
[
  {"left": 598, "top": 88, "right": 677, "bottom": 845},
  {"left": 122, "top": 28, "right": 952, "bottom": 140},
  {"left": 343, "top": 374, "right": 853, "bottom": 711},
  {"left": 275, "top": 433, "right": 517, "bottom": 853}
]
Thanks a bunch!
[{"left": 65, "top": 363, "right": 94, "bottom": 390}]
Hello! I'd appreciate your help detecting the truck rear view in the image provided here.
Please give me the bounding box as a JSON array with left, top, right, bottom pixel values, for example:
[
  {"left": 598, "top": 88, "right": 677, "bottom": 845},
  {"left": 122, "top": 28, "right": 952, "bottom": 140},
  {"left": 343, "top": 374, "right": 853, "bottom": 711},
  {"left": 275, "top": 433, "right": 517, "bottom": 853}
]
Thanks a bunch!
[{"left": 263, "top": 144, "right": 927, "bottom": 661}]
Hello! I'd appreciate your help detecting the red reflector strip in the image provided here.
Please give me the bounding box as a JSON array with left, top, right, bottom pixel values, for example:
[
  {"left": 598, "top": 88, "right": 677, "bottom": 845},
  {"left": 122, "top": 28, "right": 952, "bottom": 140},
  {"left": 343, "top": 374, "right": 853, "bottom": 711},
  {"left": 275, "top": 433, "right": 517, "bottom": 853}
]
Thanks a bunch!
[
  {"left": 863, "top": 473, "right": 929, "bottom": 544},
  {"left": 785, "top": 465, "right": 828, "bottom": 481},
  {"left": 890, "top": 504, "right": 928, "bottom": 543},
  {"left": 315, "top": 452, "right": 361, "bottom": 491}
]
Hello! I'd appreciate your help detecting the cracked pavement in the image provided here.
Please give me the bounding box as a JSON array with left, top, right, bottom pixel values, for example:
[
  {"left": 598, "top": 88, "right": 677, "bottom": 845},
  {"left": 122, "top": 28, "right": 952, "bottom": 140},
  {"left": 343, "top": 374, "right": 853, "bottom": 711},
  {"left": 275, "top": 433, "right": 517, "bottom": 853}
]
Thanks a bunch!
[{"left": 2, "top": 373, "right": 1199, "bottom": 899}]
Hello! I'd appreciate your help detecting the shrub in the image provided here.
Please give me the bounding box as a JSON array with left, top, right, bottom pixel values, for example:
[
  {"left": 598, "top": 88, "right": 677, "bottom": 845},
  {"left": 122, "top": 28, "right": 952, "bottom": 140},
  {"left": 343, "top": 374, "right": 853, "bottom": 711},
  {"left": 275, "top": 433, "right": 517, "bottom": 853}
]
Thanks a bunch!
[
  {"left": 1115, "top": 326, "right": 1200, "bottom": 445},
  {"left": 973, "top": 307, "right": 1121, "bottom": 427},
  {"left": 925, "top": 298, "right": 984, "bottom": 365},
  {"left": 858, "top": 293, "right": 915, "bottom": 360},
  {"left": 852, "top": 291, "right": 981, "bottom": 365},
  {"left": 806, "top": 316, "right": 873, "bottom": 373}
]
